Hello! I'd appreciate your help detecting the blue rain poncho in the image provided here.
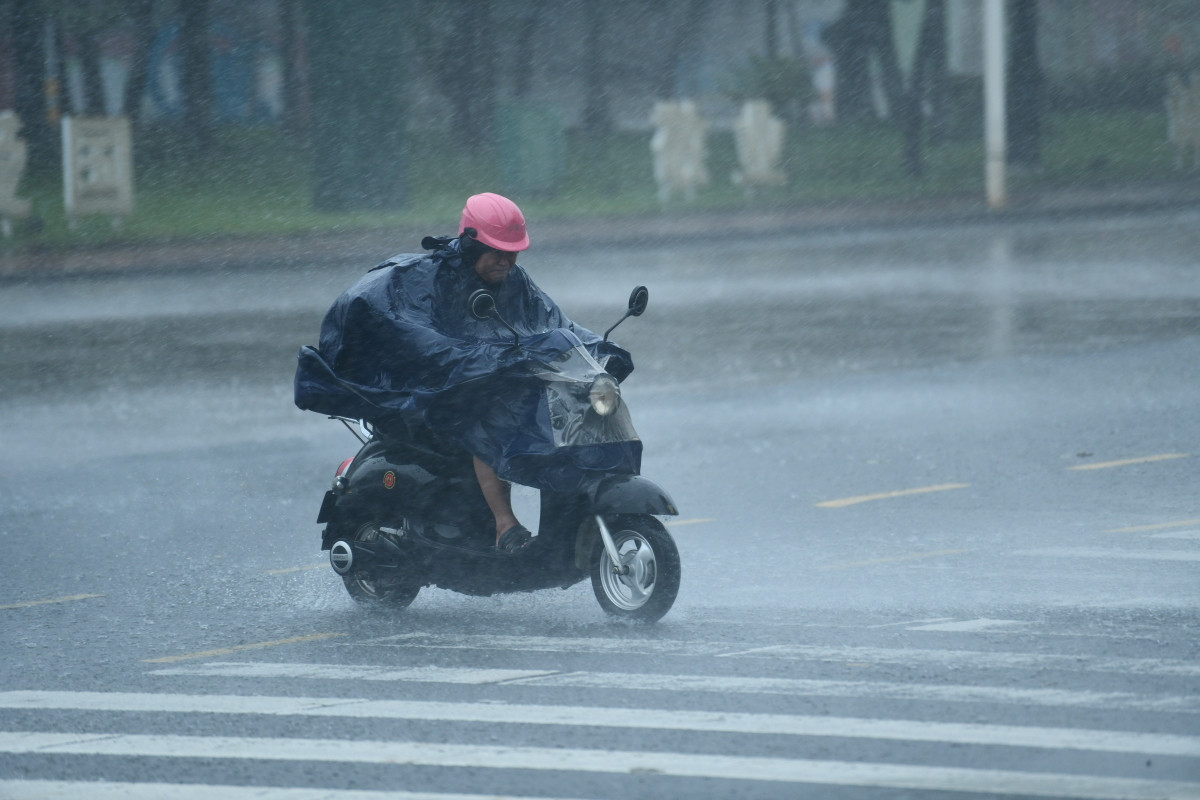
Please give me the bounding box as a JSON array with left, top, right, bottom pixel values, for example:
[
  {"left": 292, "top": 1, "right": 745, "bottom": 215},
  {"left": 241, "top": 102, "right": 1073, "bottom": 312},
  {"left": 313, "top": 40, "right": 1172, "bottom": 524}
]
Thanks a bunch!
[{"left": 294, "top": 237, "right": 640, "bottom": 491}]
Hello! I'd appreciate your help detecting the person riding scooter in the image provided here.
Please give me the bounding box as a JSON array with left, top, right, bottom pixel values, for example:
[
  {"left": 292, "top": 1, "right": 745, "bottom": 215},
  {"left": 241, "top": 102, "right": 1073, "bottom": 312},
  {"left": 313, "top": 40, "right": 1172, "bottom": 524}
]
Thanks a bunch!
[{"left": 295, "top": 192, "right": 635, "bottom": 554}]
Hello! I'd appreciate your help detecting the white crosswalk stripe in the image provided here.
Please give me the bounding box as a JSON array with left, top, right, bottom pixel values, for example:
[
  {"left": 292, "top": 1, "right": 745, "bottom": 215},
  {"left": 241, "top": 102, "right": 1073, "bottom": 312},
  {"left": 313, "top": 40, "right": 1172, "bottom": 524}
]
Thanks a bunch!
[
  {"left": 4, "top": 690, "right": 1198, "bottom": 756},
  {"left": 2, "top": 731, "right": 1199, "bottom": 799},
  {"left": 0, "top": 783, "right": 579, "bottom": 800},
  {"left": 3, "top": 633, "right": 1197, "bottom": 799},
  {"left": 151, "top": 661, "right": 1200, "bottom": 712},
  {"left": 351, "top": 632, "right": 1200, "bottom": 675}
]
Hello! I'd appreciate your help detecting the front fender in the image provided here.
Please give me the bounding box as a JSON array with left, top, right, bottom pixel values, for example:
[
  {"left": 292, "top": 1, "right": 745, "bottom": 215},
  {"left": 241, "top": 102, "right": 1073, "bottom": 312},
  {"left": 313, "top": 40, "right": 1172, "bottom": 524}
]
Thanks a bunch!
[{"left": 587, "top": 474, "right": 678, "bottom": 517}]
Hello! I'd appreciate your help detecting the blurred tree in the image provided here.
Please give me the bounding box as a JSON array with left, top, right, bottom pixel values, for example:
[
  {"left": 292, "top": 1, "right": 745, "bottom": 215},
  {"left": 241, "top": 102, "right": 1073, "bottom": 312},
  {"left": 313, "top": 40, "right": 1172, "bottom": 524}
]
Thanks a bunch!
[
  {"left": 180, "top": 0, "right": 214, "bottom": 153},
  {"left": 721, "top": 0, "right": 811, "bottom": 124},
  {"left": 900, "top": 0, "right": 949, "bottom": 176},
  {"left": 764, "top": 0, "right": 781, "bottom": 59},
  {"left": 76, "top": 20, "right": 104, "bottom": 113},
  {"left": 921, "top": 0, "right": 949, "bottom": 145},
  {"left": 824, "top": 0, "right": 950, "bottom": 177},
  {"left": 408, "top": 0, "right": 496, "bottom": 148},
  {"left": 8, "top": 0, "right": 56, "bottom": 168},
  {"left": 579, "top": 0, "right": 612, "bottom": 132},
  {"left": 279, "top": 0, "right": 309, "bottom": 136},
  {"left": 511, "top": 0, "right": 546, "bottom": 99},
  {"left": 822, "top": 0, "right": 905, "bottom": 122},
  {"left": 655, "top": 0, "right": 710, "bottom": 99},
  {"left": 122, "top": 0, "right": 156, "bottom": 124},
  {"left": 305, "top": 0, "right": 407, "bottom": 210},
  {"left": 53, "top": 0, "right": 156, "bottom": 119},
  {"left": 1007, "top": 0, "right": 1042, "bottom": 166}
]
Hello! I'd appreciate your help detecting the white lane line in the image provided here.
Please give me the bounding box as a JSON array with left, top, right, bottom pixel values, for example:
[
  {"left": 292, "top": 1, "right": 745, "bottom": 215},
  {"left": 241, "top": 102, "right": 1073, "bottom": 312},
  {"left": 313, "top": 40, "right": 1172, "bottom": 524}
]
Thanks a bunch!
[
  {"left": 0, "top": 594, "right": 103, "bottom": 611},
  {"left": 1069, "top": 453, "right": 1189, "bottom": 471},
  {"left": 1014, "top": 548, "right": 1200, "bottom": 562},
  {"left": 143, "top": 633, "right": 348, "bottom": 664},
  {"left": 816, "top": 483, "right": 970, "bottom": 509},
  {"left": 357, "top": 632, "right": 1200, "bottom": 675},
  {"left": 4, "top": 691, "right": 1197, "bottom": 756},
  {"left": 2, "top": 732, "right": 1198, "bottom": 799},
  {"left": 905, "top": 619, "right": 1026, "bottom": 632},
  {"left": 865, "top": 617, "right": 956, "bottom": 629},
  {"left": 0, "top": 782, "right": 576, "bottom": 800},
  {"left": 1104, "top": 519, "right": 1200, "bottom": 533},
  {"left": 148, "top": 663, "right": 1200, "bottom": 713}
]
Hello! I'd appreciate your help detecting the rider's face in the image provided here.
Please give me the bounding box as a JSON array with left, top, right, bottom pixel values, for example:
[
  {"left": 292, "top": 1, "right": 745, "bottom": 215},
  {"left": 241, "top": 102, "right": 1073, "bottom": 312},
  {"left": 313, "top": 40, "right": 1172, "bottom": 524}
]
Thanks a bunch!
[{"left": 474, "top": 248, "right": 518, "bottom": 285}]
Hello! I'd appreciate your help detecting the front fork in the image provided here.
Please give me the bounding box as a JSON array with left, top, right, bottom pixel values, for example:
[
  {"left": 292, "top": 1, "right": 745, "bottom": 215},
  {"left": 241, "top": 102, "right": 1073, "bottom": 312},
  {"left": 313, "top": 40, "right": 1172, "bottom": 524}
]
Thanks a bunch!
[{"left": 595, "top": 515, "right": 629, "bottom": 576}]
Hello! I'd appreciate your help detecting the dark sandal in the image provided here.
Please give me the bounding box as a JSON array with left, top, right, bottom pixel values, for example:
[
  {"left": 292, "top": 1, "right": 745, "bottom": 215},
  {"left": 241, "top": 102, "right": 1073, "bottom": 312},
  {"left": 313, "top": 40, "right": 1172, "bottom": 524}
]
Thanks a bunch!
[{"left": 497, "top": 524, "right": 533, "bottom": 554}]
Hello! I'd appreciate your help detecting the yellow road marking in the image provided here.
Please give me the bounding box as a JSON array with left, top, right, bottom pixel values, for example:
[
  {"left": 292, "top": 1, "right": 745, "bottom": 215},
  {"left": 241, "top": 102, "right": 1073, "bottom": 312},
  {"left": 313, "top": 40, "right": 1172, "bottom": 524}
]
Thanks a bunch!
[
  {"left": 666, "top": 517, "right": 715, "bottom": 527},
  {"left": 816, "top": 483, "right": 970, "bottom": 509},
  {"left": 1069, "top": 453, "right": 1190, "bottom": 471},
  {"left": 821, "top": 549, "right": 969, "bottom": 570},
  {"left": 143, "top": 633, "right": 347, "bottom": 664},
  {"left": 0, "top": 594, "right": 103, "bottom": 611},
  {"left": 1104, "top": 518, "right": 1200, "bottom": 534},
  {"left": 264, "top": 564, "right": 326, "bottom": 575}
]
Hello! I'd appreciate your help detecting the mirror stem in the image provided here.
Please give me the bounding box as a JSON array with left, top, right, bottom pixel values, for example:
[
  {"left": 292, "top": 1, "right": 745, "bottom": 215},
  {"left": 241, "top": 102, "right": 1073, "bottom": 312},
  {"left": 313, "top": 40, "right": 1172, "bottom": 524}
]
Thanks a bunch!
[{"left": 603, "top": 313, "right": 630, "bottom": 342}]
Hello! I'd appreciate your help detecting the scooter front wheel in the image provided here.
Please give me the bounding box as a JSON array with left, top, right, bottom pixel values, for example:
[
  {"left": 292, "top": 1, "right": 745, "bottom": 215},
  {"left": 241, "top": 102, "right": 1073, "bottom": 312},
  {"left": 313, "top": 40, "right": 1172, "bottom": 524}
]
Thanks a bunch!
[{"left": 590, "top": 515, "right": 680, "bottom": 622}]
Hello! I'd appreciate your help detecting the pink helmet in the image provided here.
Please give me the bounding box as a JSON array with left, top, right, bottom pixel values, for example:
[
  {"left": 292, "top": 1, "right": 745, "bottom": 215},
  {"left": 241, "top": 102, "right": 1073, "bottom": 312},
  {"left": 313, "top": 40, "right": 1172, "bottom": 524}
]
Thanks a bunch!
[{"left": 459, "top": 192, "right": 530, "bottom": 252}]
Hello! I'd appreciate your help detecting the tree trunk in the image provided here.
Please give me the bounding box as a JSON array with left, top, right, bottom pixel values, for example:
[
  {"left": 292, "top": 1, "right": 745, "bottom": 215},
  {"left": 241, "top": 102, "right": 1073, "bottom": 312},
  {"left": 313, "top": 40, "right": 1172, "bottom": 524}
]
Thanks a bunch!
[
  {"left": 123, "top": 0, "right": 156, "bottom": 124},
  {"left": 280, "top": 0, "right": 309, "bottom": 136},
  {"left": 764, "top": 0, "right": 781, "bottom": 60},
  {"left": 180, "top": 0, "right": 214, "bottom": 152},
  {"left": 511, "top": 0, "right": 545, "bottom": 98},
  {"left": 440, "top": 0, "right": 494, "bottom": 147},
  {"left": 79, "top": 31, "right": 104, "bottom": 115},
  {"left": 823, "top": 0, "right": 902, "bottom": 122},
  {"left": 921, "top": 0, "right": 949, "bottom": 145},
  {"left": 305, "top": 0, "right": 407, "bottom": 211},
  {"left": 580, "top": 0, "right": 611, "bottom": 132},
  {"left": 901, "top": 0, "right": 949, "bottom": 176},
  {"left": 657, "top": 0, "right": 708, "bottom": 99},
  {"left": 10, "top": 0, "right": 54, "bottom": 169},
  {"left": 1007, "top": 0, "right": 1042, "bottom": 166}
]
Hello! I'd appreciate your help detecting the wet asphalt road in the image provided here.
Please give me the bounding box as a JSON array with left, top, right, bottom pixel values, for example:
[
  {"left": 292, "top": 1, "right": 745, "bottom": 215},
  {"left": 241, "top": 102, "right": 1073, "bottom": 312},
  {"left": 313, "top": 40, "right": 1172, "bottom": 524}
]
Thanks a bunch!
[{"left": 0, "top": 208, "right": 1198, "bottom": 798}]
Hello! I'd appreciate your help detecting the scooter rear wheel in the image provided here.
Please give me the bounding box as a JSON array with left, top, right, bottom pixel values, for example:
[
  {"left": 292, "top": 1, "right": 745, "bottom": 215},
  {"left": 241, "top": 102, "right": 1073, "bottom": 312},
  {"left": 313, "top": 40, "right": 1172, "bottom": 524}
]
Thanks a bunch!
[
  {"left": 335, "top": 519, "right": 422, "bottom": 608},
  {"left": 590, "top": 515, "right": 680, "bottom": 622}
]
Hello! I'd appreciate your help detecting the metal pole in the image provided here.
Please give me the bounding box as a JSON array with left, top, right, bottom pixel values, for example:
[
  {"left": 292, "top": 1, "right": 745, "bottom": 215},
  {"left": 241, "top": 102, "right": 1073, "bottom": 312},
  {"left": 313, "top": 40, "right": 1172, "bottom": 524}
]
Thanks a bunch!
[{"left": 983, "top": 0, "right": 1007, "bottom": 209}]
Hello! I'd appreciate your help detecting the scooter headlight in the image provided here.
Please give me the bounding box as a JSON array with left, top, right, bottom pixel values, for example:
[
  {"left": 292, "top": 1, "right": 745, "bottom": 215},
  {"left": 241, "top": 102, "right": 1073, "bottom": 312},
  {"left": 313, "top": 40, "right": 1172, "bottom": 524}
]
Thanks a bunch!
[{"left": 589, "top": 375, "right": 621, "bottom": 416}]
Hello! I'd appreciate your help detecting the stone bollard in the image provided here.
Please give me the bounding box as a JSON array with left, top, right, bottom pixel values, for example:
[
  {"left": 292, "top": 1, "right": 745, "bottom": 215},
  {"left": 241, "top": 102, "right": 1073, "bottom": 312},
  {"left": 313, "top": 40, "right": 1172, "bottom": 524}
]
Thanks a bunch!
[
  {"left": 731, "top": 100, "right": 787, "bottom": 195},
  {"left": 62, "top": 116, "right": 135, "bottom": 229},
  {"left": 650, "top": 100, "right": 709, "bottom": 204},
  {"left": 0, "top": 112, "right": 31, "bottom": 238}
]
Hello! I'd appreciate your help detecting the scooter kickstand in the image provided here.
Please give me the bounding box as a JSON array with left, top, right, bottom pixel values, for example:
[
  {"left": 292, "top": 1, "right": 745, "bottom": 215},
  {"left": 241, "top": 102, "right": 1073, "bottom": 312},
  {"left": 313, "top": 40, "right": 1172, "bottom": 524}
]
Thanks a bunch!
[{"left": 595, "top": 515, "right": 629, "bottom": 576}]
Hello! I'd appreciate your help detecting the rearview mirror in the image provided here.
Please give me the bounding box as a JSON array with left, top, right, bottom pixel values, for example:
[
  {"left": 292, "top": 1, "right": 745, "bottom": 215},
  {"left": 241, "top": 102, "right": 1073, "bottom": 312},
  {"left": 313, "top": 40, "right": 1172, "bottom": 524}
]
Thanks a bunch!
[
  {"left": 468, "top": 289, "right": 520, "bottom": 346},
  {"left": 627, "top": 286, "right": 649, "bottom": 317},
  {"left": 468, "top": 289, "right": 497, "bottom": 321},
  {"left": 604, "top": 285, "right": 650, "bottom": 341}
]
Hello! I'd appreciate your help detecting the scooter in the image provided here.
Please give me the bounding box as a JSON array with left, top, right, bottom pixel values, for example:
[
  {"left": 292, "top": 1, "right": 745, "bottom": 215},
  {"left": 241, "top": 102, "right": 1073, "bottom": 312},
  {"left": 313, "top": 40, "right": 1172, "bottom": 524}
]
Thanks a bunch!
[{"left": 304, "top": 286, "right": 681, "bottom": 622}]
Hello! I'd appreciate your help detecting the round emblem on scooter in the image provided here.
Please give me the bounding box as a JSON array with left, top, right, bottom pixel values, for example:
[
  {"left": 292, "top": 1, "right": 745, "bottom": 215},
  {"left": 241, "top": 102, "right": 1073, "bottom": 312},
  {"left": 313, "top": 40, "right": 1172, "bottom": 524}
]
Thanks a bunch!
[{"left": 382, "top": 471, "right": 396, "bottom": 489}]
